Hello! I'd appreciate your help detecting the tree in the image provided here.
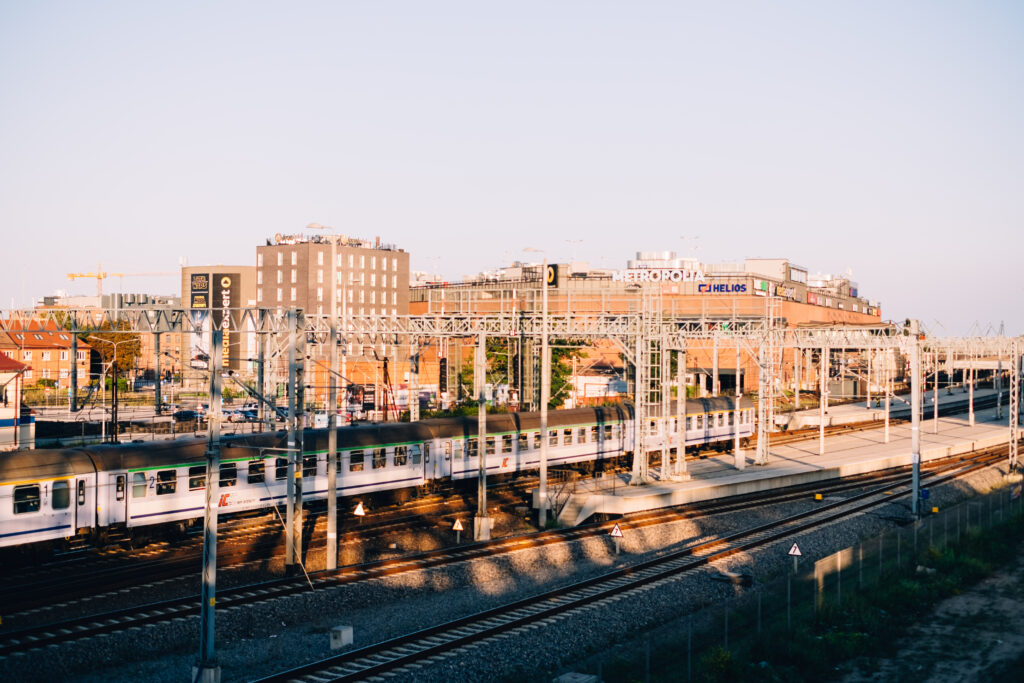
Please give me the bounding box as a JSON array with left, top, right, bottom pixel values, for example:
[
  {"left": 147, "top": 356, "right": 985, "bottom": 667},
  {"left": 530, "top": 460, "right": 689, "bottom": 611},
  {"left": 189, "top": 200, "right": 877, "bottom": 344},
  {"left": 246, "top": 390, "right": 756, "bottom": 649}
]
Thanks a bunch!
[{"left": 82, "top": 321, "right": 141, "bottom": 443}]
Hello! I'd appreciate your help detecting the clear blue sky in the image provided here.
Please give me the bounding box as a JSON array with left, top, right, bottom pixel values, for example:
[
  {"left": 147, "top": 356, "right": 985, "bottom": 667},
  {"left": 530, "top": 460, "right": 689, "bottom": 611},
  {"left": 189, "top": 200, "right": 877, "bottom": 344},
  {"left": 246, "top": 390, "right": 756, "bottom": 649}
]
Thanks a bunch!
[{"left": 2, "top": 1, "right": 1021, "bottom": 334}]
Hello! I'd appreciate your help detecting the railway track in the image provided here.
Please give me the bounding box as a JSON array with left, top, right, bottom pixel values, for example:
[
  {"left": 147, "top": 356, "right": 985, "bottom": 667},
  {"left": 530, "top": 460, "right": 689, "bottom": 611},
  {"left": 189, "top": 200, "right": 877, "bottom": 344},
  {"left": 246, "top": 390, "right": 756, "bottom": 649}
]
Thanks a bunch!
[
  {"left": 253, "top": 449, "right": 1005, "bottom": 683},
  {"left": 0, "top": 445, "right": 1005, "bottom": 659}
]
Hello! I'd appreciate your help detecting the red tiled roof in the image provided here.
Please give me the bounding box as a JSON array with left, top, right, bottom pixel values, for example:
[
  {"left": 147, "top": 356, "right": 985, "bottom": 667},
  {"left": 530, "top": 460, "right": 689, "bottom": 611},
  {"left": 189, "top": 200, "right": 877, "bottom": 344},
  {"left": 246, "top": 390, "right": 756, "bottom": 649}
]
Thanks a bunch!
[{"left": 0, "top": 354, "right": 28, "bottom": 372}]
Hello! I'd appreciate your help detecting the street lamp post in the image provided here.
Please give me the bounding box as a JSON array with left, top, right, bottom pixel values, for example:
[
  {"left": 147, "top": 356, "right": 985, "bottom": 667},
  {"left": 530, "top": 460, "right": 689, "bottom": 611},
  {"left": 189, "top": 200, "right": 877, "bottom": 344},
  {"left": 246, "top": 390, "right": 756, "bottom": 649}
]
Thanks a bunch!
[{"left": 89, "top": 335, "right": 134, "bottom": 444}]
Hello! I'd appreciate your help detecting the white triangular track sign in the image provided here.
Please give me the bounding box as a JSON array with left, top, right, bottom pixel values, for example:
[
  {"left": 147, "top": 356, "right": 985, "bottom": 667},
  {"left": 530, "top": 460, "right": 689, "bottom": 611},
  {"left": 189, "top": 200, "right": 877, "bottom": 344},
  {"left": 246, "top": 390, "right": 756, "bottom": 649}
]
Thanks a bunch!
[
  {"left": 788, "top": 543, "right": 802, "bottom": 556},
  {"left": 609, "top": 523, "right": 623, "bottom": 538},
  {"left": 353, "top": 502, "right": 366, "bottom": 516}
]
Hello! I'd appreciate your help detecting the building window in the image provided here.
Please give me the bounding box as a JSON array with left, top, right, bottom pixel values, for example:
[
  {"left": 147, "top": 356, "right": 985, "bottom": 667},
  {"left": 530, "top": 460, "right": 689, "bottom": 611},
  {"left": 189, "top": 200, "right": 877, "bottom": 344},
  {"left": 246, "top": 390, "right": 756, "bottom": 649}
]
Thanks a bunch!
[
  {"left": 77, "top": 351, "right": 87, "bottom": 361},
  {"left": 317, "top": 270, "right": 323, "bottom": 283},
  {"left": 60, "top": 350, "right": 69, "bottom": 361},
  {"left": 336, "top": 288, "right": 341, "bottom": 302},
  {"left": 317, "top": 287, "right": 323, "bottom": 301},
  {"left": 337, "top": 254, "right": 342, "bottom": 267},
  {"left": 23, "top": 351, "right": 31, "bottom": 361},
  {"left": 60, "top": 369, "right": 69, "bottom": 379},
  {"left": 371, "top": 256, "right": 376, "bottom": 270},
  {"left": 257, "top": 271, "right": 263, "bottom": 285},
  {"left": 348, "top": 290, "right": 353, "bottom": 303},
  {"left": 42, "top": 369, "right": 50, "bottom": 379},
  {"left": 277, "top": 288, "right": 283, "bottom": 301},
  {"left": 41, "top": 351, "right": 51, "bottom": 361},
  {"left": 360, "top": 255, "right": 365, "bottom": 269},
  {"left": 392, "top": 257, "right": 397, "bottom": 271},
  {"left": 360, "top": 273, "right": 365, "bottom": 286},
  {"left": 359, "top": 290, "right": 365, "bottom": 304},
  {"left": 277, "top": 253, "right": 283, "bottom": 266},
  {"left": 371, "top": 291, "right": 376, "bottom": 304},
  {"left": 318, "top": 251, "right": 324, "bottom": 266},
  {"left": 392, "top": 275, "right": 397, "bottom": 288},
  {"left": 24, "top": 370, "right": 32, "bottom": 380},
  {"left": 257, "top": 253, "right": 263, "bottom": 267},
  {"left": 290, "top": 270, "right": 296, "bottom": 283},
  {"left": 392, "top": 308, "right": 396, "bottom": 316},
  {"left": 382, "top": 258, "right": 388, "bottom": 272},
  {"left": 277, "top": 271, "right": 282, "bottom": 284},
  {"left": 290, "top": 287, "right": 296, "bottom": 301},
  {"left": 370, "top": 274, "right": 376, "bottom": 286},
  {"left": 335, "top": 272, "right": 342, "bottom": 285},
  {"left": 257, "top": 288, "right": 263, "bottom": 302},
  {"left": 349, "top": 254, "right": 354, "bottom": 267},
  {"left": 291, "top": 251, "right": 297, "bottom": 266}
]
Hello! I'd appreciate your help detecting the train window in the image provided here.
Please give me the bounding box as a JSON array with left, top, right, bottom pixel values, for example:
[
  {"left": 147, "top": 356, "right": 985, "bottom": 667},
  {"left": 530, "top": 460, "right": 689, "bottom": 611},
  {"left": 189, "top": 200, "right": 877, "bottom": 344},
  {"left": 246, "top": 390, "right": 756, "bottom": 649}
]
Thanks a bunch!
[
  {"left": 132, "top": 473, "right": 147, "bottom": 498},
  {"left": 445, "top": 441, "right": 453, "bottom": 461},
  {"left": 648, "top": 420, "right": 658, "bottom": 436},
  {"left": 248, "top": 461, "right": 265, "bottom": 484},
  {"left": 604, "top": 425, "right": 613, "bottom": 440},
  {"left": 485, "top": 437, "right": 496, "bottom": 456},
  {"left": 349, "top": 450, "right": 365, "bottom": 472},
  {"left": 410, "top": 444, "right": 422, "bottom": 465},
  {"left": 276, "top": 457, "right": 289, "bottom": 480},
  {"left": 303, "top": 455, "right": 317, "bottom": 478},
  {"left": 77, "top": 479, "right": 86, "bottom": 505},
  {"left": 13, "top": 484, "right": 40, "bottom": 514},
  {"left": 549, "top": 430, "right": 558, "bottom": 447},
  {"left": 728, "top": 412, "right": 734, "bottom": 426},
  {"left": 518, "top": 433, "right": 528, "bottom": 452},
  {"left": 156, "top": 470, "right": 176, "bottom": 496},
  {"left": 532, "top": 432, "right": 541, "bottom": 450},
  {"left": 591, "top": 426, "right": 599, "bottom": 441},
  {"left": 466, "top": 439, "right": 478, "bottom": 457},
  {"left": 718, "top": 414, "right": 725, "bottom": 428},
  {"left": 116, "top": 475, "right": 125, "bottom": 502},
  {"left": 578, "top": 428, "right": 587, "bottom": 443},
  {"left": 394, "top": 446, "right": 408, "bottom": 467},
  {"left": 502, "top": 434, "right": 513, "bottom": 454},
  {"left": 423, "top": 443, "right": 430, "bottom": 463},
  {"left": 563, "top": 428, "right": 573, "bottom": 444},
  {"left": 696, "top": 415, "right": 704, "bottom": 429},
  {"left": 189, "top": 466, "right": 206, "bottom": 491},
  {"left": 220, "top": 463, "right": 237, "bottom": 487},
  {"left": 372, "top": 448, "right": 387, "bottom": 469},
  {"left": 52, "top": 480, "right": 70, "bottom": 510}
]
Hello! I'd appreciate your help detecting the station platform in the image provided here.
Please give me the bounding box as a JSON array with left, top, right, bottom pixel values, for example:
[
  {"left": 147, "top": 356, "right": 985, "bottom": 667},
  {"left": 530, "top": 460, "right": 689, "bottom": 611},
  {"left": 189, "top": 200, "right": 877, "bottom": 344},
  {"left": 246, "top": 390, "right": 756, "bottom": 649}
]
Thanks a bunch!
[
  {"left": 781, "top": 386, "right": 1004, "bottom": 429},
  {"left": 541, "top": 401, "right": 1017, "bottom": 527}
]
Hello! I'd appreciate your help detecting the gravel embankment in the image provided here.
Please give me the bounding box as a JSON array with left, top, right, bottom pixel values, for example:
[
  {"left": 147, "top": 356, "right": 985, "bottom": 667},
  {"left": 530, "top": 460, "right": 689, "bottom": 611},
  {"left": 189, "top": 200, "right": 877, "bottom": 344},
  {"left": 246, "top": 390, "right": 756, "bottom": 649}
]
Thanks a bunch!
[{"left": 2, "top": 463, "right": 1011, "bottom": 683}]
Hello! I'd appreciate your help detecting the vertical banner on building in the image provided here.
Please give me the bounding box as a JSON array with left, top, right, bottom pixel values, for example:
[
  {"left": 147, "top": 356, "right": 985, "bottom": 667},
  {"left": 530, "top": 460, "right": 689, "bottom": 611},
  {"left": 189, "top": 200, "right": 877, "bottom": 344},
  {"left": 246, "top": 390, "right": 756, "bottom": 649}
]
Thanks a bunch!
[
  {"left": 212, "top": 273, "right": 240, "bottom": 372},
  {"left": 189, "top": 274, "right": 211, "bottom": 369}
]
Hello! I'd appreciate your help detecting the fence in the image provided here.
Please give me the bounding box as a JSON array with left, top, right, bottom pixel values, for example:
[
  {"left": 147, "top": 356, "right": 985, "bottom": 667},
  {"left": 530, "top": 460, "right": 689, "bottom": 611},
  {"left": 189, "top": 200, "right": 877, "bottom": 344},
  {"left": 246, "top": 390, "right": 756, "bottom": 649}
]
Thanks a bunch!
[{"left": 566, "top": 483, "right": 1024, "bottom": 682}]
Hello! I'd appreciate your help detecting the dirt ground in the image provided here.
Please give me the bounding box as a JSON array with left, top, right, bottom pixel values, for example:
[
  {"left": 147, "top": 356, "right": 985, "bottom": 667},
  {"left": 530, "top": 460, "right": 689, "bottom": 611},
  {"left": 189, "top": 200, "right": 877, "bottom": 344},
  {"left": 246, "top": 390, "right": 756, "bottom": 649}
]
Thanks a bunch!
[{"left": 836, "top": 540, "right": 1024, "bottom": 683}]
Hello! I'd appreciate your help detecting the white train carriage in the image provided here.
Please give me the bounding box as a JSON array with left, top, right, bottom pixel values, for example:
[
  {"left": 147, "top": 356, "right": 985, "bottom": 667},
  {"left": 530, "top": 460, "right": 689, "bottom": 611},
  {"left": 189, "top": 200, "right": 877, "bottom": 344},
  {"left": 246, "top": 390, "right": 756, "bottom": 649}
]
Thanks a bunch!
[
  {"left": 0, "top": 449, "right": 98, "bottom": 546},
  {"left": 1, "top": 401, "right": 754, "bottom": 551}
]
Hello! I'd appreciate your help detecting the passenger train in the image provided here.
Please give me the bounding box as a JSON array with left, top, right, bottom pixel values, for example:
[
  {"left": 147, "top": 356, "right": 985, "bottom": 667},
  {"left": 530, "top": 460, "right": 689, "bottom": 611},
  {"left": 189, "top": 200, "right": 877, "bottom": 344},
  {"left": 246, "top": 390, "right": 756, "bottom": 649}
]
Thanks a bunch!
[{"left": 0, "top": 397, "right": 754, "bottom": 551}]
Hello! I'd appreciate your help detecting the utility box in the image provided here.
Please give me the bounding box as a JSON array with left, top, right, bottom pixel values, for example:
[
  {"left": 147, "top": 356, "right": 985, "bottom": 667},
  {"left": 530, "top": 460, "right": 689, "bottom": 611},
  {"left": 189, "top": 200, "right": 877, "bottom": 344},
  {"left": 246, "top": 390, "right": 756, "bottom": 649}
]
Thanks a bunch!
[{"left": 330, "top": 624, "right": 354, "bottom": 650}]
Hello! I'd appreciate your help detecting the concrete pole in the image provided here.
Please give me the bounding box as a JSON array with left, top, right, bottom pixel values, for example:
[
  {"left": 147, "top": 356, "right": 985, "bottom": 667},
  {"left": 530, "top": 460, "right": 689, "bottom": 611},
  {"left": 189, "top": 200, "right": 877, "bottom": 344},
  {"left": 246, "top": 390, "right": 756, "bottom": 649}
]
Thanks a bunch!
[
  {"left": 756, "top": 343, "right": 768, "bottom": 466},
  {"left": 819, "top": 346, "right": 828, "bottom": 456},
  {"left": 326, "top": 315, "right": 338, "bottom": 571},
  {"left": 997, "top": 350, "right": 1003, "bottom": 420},
  {"left": 910, "top": 320, "right": 921, "bottom": 517},
  {"left": 409, "top": 341, "right": 419, "bottom": 422},
  {"left": 631, "top": 330, "right": 646, "bottom": 485},
  {"left": 932, "top": 348, "right": 939, "bottom": 434},
  {"left": 712, "top": 336, "right": 719, "bottom": 396},
  {"left": 154, "top": 332, "right": 162, "bottom": 415},
  {"left": 285, "top": 310, "right": 297, "bottom": 571},
  {"left": 969, "top": 353, "right": 975, "bottom": 427},
  {"left": 196, "top": 327, "right": 222, "bottom": 683},
  {"left": 884, "top": 351, "right": 891, "bottom": 444},
  {"left": 294, "top": 311, "right": 305, "bottom": 565},
  {"left": 70, "top": 329, "right": 78, "bottom": 412},
  {"left": 794, "top": 346, "right": 801, "bottom": 410},
  {"left": 678, "top": 348, "right": 688, "bottom": 478},
  {"left": 475, "top": 331, "right": 490, "bottom": 539},
  {"left": 539, "top": 261, "right": 550, "bottom": 525},
  {"left": 734, "top": 345, "right": 744, "bottom": 471},
  {"left": 865, "top": 349, "right": 871, "bottom": 409}
]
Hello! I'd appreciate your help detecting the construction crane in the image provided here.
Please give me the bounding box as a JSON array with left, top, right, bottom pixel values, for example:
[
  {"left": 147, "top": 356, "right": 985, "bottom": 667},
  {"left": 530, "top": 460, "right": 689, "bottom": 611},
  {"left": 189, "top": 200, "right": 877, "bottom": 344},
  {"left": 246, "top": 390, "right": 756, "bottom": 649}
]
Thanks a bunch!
[{"left": 67, "top": 262, "right": 175, "bottom": 298}]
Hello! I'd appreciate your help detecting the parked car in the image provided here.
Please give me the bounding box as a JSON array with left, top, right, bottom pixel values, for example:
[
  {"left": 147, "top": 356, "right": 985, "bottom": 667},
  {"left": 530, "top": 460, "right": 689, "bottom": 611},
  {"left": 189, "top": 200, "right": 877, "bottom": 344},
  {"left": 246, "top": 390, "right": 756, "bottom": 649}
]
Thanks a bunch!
[{"left": 172, "top": 409, "right": 199, "bottom": 422}]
